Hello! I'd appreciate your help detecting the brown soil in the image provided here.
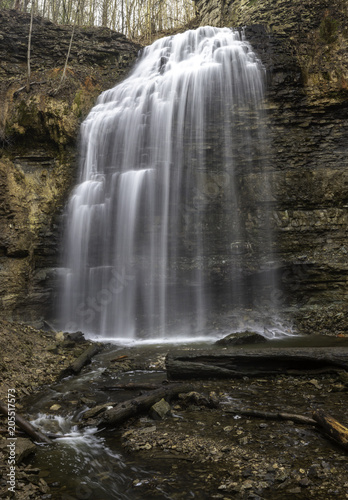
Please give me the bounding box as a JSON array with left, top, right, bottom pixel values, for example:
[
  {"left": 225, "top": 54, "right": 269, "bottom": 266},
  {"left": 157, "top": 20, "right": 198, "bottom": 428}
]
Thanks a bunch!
[{"left": 0, "top": 320, "right": 91, "bottom": 402}]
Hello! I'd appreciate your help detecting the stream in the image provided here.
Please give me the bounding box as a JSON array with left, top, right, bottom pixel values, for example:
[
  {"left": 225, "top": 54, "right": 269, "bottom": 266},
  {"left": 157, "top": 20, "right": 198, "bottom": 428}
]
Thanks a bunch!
[
  {"left": 25, "top": 340, "right": 216, "bottom": 500},
  {"left": 23, "top": 335, "right": 348, "bottom": 500}
]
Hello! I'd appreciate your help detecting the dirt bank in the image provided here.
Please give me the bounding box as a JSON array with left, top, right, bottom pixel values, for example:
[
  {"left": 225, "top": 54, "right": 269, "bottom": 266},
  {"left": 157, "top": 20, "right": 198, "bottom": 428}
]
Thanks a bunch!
[{"left": 0, "top": 320, "right": 95, "bottom": 402}]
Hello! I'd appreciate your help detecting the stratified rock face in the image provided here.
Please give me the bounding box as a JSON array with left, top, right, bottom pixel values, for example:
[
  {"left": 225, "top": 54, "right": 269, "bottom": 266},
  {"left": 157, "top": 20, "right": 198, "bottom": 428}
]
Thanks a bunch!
[
  {"left": 196, "top": 0, "right": 348, "bottom": 97},
  {"left": 0, "top": 9, "right": 140, "bottom": 326},
  {"left": 193, "top": 0, "right": 348, "bottom": 332},
  {"left": 1, "top": 3, "right": 348, "bottom": 334}
]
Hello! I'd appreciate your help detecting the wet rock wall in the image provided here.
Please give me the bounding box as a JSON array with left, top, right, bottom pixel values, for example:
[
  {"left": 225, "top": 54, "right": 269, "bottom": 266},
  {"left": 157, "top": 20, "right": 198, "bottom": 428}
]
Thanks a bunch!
[
  {"left": 192, "top": 0, "right": 348, "bottom": 331},
  {"left": 0, "top": 9, "right": 140, "bottom": 326}
]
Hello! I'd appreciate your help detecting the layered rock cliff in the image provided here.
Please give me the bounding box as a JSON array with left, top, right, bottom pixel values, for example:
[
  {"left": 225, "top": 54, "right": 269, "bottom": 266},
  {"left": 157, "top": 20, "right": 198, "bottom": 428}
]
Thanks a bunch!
[
  {"left": 0, "top": 9, "right": 140, "bottom": 325},
  {"left": 193, "top": 0, "right": 348, "bottom": 332},
  {"left": 1, "top": 3, "right": 347, "bottom": 333}
]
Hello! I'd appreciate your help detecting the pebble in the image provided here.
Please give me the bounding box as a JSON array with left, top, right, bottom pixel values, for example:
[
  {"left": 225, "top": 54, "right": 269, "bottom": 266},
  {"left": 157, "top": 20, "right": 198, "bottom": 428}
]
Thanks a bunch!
[{"left": 49, "top": 404, "right": 61, "bottom": 411}]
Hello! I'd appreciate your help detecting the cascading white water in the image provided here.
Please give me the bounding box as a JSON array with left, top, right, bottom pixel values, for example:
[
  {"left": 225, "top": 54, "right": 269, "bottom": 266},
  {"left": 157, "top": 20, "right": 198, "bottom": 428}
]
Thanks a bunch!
[{"left": 59, "top": 26, "right": 281, "bottom": 339}]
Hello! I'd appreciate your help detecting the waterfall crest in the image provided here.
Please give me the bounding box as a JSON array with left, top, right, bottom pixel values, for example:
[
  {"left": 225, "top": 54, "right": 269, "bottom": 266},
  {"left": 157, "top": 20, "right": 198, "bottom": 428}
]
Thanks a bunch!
[{"left": 59, "top": 26, "right": 279, "bottom": 339}]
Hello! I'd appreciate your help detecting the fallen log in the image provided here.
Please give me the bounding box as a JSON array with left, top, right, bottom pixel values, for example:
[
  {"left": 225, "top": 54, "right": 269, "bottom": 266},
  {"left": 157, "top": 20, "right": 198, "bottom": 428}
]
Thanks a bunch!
[
  {"left": 60, "top": 343, "right": 102, "bottom": 378},
  {"left": 313, "top": 409, "right": 348, "bottom": 451},
  {"left": 166, "top": 347, "right": 348, "bottom": 379},
  {"left": 83, "top": 401, "right": 119, "bottom": 420},
  {"left": 225, "top": 407, "right": 316, "bottom": 426},
  {"left": 102, "top": 382, "right": 170, "bottom": 391},
  {"left": 0, "top": 402, "right": 52, "bottom": 444},
  {"left": 224, "top": 406, "right": 348, "bottom": 453},
  {"left": 99, "top": 383, "right": 194, "bottom": 427}
]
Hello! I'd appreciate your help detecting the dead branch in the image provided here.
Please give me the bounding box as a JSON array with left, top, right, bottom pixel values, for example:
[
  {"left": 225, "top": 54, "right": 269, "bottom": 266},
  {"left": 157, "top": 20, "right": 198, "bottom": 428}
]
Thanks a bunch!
[
  {"left": 313, "top": 409, "right": 348, "bottom": 451},
  {"left": 0, "top": 402, "right": 52, "bottom": 444},
  {"left": 224, "top": 406, "right": 348, "bottom": 453},
  {"left": 225, "top": 407, "right": 316, "bottom": 425},
  {"left": 98, "top": 383, "right": 194, "bottom": 427},
  {"left": 59, "top": 343, "right": 102, "bottom": 378},
  {"left": 13, "top": 81, "right": 47, "bottom": 97}
]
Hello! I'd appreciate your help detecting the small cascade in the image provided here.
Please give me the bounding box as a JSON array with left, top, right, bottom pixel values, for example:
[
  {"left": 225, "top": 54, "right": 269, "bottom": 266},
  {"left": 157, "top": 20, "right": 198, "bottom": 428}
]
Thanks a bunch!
[
  {"left": 30, "top": 414, "right": 136, "bottom": 499},
  {"left": 59, "top": 26, "right": 281, "bottom": 339}
]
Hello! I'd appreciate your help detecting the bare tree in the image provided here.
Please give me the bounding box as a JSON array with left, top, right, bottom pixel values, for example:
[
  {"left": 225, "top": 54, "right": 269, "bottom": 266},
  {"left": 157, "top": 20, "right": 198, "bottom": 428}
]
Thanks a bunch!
[
  {"left": 26, "top": 0, "right": 34, "bottom": 92},
  {"left": 60, "top": 0, "right": 80, "bottom": 83},
  {"left": 3, "top": 0, "right": 196, "bottom": 43},
  {"left": 102, "top": 0, "right": 109, "bottom": 27}
]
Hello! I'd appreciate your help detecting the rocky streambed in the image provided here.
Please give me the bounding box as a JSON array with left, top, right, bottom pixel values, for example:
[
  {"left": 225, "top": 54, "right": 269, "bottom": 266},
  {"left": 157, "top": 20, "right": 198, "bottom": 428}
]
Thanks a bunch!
[{"left": 1, "top": 325, "right": 348, "bottom": 499}]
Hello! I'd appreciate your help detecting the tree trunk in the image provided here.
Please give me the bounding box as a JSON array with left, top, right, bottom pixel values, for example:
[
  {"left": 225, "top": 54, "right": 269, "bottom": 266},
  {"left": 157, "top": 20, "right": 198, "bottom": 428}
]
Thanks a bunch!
[
  {"left": 313, "top": 409, "right": 348, "bottom": 451},
  {"left": 60, "top": 1, "right": 80, "bottom": 84},
  {"left": 102, "top": 0, "right": 109, "bottom": 27},
  {"left": 225, "top": 408, "right": 317, "bottom": 425},
  {"left": 166, "top": 347, "right": 348, "bottom": 379},
  {"left": 99, "top": 383, "right": 194, "bottom": 426},
  {"left": 26, "top": 0, "right": 34, "bottom": 92},
  {"left": 59, "top": 343, "right": 102, "bottom": 378}
]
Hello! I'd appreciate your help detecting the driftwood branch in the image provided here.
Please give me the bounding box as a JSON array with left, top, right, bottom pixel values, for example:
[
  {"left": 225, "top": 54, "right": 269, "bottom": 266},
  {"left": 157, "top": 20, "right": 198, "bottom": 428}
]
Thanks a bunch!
[
  {"left": 98, "top": 383, "right": 194, "bottom": 427},
  {"left": 166, "top": 347, "right": 348, "bottom": 380},
  {"left": 60, "top": 343, "right": 102, "bottom": 378},
  {"left": 0, "top": 402, "right": 51, "bottom": 444},
  {"left": 225, "top": 408, "right": 317, "bottom": 425},
  {"left": 224, "top": 406, "right": 348, "bottom": 453},
  {"left": 313, "top": 409, "right": 348, "bottom": 451}
]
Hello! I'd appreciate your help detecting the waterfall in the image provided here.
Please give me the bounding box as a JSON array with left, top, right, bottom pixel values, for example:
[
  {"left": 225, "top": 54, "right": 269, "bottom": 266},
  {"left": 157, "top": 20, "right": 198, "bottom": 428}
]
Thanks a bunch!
[{"left": 59, "top": 26, "right": 281, "bottom": 340}]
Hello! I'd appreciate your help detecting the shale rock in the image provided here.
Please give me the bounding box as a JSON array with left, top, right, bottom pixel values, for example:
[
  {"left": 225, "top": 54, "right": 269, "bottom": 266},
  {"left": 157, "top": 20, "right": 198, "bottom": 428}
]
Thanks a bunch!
[
  {"left": 193, "top": 0, "right": 348, "bottom": 331},
  {"left": 0, "top": 436, "right": 36, "bottom": 465},
  {"left": 0, "top": 9, "right": 140, "bottom": 325},
  {"left": 150, "top": 398, "right": 172, "bottom": 420}
]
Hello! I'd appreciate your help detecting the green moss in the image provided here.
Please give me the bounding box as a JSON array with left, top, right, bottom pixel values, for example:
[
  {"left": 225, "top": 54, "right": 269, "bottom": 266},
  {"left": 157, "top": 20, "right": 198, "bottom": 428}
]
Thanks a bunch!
[
  {"left": 319, "top": 16, "right": 339, "bottom": 44},
  {"left": 17, "top": 101, "right": 37, "bottom": 128},
  {"left": 73, "top": 90, "right": 83, "bottom": 117}
]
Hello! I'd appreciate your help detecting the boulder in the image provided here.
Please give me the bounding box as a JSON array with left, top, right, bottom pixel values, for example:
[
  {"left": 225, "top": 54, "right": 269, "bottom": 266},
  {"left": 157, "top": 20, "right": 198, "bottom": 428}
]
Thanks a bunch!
[
  {"left": 216, "top": 331, "right": 267, "bottom": 346},
  {"left": 150, "top": 398, "right": 172, "bottom": 420}
]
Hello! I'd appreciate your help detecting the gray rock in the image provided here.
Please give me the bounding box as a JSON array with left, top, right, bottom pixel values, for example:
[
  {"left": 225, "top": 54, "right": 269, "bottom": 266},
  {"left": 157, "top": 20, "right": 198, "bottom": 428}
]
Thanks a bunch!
[
  {"left": 66, "top": 331, "right": 85, "bottom": 343},
  {"left": 216, "top": 331, "right": 267, "bottom": 346},
  {"left": 150, "top": 398, "right": 172, "bottom": 420},
  {"left": 15, "top": 438, "right": 37, "bottom": 464}
]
